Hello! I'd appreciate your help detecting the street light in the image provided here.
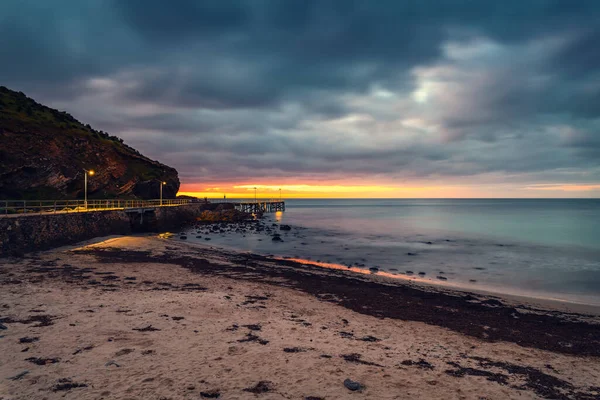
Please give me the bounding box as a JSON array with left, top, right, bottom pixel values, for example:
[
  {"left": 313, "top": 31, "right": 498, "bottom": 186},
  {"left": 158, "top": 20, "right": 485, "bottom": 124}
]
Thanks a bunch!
[
  {"left": 84, "top": 169, "right": 94, "bottom": 209},
  {"left": 160, "top": 181, "right": 166, "bottom": 206},
  {"left": 279, "top": 188, "right": 282, "bottom": 200},
  {"left": 254, "top": 187, "right": 257, "bottom": 203}
]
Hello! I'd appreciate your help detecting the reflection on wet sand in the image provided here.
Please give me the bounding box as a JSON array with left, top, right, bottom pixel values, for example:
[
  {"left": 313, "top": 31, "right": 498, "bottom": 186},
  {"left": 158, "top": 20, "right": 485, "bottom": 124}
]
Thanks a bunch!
[{"left": 279, "top": 257, "right": 435, "bottom": 285}]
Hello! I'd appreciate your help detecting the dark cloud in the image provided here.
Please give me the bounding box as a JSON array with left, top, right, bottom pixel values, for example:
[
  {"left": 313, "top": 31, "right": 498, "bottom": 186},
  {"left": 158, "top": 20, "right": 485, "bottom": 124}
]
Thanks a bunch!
[
  {"left": 1, "top": 0, "right": 600, "bottom": 188},
  {"left": 113, "top": 0, "right": 251, "bottom": 40}
]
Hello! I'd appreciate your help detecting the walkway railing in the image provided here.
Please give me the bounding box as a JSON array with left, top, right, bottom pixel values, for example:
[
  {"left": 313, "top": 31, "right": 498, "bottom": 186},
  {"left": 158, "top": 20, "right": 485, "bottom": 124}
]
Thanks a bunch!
[
  {"left": 203, "top": 198, "right": 284, "bottom": 204},
  {"left": 0, "top": 199, "right": 193, "bottom": 217},
  {"left": 0, "top": 198, "right": 286, "bottom": 217}
]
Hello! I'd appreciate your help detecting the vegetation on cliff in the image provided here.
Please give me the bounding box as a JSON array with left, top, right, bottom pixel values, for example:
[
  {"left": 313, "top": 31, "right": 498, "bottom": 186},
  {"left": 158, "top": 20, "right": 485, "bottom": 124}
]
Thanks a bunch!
[{"left": 0, "top": 86, "right": 179, "bottom": 199}]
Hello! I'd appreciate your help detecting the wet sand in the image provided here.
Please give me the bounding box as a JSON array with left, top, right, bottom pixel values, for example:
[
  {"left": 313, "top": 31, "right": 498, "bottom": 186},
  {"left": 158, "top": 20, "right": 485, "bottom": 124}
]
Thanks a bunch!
[{"left": 1, "top": 235, "right": 600, "bottom": 399}]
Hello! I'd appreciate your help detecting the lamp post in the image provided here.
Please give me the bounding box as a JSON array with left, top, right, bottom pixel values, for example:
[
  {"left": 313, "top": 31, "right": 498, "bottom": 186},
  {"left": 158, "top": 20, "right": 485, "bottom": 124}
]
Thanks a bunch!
[
  {"left": 279, "top": 188, "right": 281, "bottom": 200},
  {"left": 254, "top": 187, "right": 257, "bottom": 203},
  {"left": 83, "top": 169, "right": 94, "bottom": 209},
  {"left": 160, "top": 181, "right": 166, "bottom": 206}
]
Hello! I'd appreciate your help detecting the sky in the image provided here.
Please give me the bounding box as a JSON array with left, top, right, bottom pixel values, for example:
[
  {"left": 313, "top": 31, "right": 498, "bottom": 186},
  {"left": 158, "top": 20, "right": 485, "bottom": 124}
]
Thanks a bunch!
[{"left": 1, "top": 0, "right": 600, "bottom": 198}]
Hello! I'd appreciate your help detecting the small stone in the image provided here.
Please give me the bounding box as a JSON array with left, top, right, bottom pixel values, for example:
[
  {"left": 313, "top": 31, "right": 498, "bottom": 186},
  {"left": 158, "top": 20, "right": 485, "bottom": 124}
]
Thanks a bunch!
[
  {"left": 19, "top": 337, "right": 39, "bottom": 344},
  {"left": 343, "top": 378, "right": 362, "bottom": 391}
]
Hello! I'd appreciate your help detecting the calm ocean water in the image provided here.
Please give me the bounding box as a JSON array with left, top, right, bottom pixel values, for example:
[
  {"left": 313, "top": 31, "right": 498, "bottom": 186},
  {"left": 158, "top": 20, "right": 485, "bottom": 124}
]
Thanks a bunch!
[{"left": 186, "top": 199, "right": 600, "bottom": 305}]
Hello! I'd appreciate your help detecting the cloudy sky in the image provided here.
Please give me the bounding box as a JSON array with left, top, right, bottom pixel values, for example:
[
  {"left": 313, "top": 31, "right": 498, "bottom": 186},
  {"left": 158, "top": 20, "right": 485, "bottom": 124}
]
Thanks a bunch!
[{"left": 2, "top": 0, "right": 600, "bottom": 197}]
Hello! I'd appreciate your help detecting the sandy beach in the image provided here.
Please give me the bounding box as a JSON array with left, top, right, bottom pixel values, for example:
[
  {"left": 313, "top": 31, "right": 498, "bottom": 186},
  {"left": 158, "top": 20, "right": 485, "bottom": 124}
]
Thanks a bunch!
[{"left": 1, "top": 235, "right": 600, "bottom": 400}]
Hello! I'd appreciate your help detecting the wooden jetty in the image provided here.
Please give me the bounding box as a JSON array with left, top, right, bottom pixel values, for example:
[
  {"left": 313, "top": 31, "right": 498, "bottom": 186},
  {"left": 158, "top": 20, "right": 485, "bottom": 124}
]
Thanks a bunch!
[{"left": 235, "top": 200, "right": 285, "bottom": 213}]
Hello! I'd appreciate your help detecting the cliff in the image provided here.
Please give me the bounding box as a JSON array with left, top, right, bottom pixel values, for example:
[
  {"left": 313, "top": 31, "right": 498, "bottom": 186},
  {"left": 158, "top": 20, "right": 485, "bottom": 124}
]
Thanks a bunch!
[{"left": 0, "top": 86, "right": 179, "bottom": 200}]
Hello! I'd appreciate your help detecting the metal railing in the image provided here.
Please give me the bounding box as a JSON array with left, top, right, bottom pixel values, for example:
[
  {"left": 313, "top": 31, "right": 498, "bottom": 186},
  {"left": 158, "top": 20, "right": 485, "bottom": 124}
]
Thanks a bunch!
[
  {"left": 0, "top": 198, "right": 286, "bottom": 217},
  {"left": 0, "top": 198, "right": 193, "bottom": 217},
  {"left": 202, "top": 198, "right": 284, "bottom": 204}
]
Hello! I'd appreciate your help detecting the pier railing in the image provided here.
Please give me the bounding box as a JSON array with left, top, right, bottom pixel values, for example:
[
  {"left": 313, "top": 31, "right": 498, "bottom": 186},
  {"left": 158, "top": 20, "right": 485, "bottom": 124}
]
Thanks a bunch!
[
  {"left": 0, "top": 199, "right": 192, "bottom": 217},
  {"left": 0, "top": 198, "right": 286, "bottom": 217}
]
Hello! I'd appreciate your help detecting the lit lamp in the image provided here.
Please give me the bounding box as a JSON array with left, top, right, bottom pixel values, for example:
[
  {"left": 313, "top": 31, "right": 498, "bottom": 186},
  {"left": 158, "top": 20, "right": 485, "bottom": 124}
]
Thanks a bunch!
[
  {"left": 160, "top": 181, "right": 166, "bottom": 206},
  {"left": 84, "top": 169, "right": 94, "bottom": 209}
]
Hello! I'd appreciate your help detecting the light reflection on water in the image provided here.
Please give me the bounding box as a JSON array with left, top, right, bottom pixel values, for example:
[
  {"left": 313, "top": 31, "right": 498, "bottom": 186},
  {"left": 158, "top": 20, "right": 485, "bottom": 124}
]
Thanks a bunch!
[
  {"left": 275, "top": 211, "right": 283, "bottom": 222},
  {"left": 280, "top": 257, "right": 435, "bottom": 284}
]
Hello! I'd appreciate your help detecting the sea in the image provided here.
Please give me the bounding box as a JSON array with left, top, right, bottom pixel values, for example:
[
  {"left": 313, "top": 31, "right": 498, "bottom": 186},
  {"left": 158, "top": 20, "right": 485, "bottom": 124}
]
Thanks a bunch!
[{"left": 183, "top": 199, "right": 600, "bottom": 306}]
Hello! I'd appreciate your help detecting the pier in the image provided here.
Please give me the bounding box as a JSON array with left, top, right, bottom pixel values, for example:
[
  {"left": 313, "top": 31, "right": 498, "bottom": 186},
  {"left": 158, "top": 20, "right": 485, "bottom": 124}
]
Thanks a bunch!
[
  {"left": 0, "top": 198, "right": 286, "bottom": 257},
  {"left": 235, "top": 200, "right": 285, "bottom": 213},
  {"left": 0, "top": 198, "right": 285, "bottom": 217}
]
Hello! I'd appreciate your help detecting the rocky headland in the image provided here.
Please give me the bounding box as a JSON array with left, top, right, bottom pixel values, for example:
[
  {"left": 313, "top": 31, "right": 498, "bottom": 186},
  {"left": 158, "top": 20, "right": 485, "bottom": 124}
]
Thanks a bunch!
[{"left": 0, "top": 86, "right": 179, "bottom": 200}]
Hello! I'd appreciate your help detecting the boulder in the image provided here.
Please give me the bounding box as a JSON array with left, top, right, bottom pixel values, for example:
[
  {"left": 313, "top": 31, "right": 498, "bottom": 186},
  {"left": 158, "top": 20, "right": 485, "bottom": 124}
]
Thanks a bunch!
[{"left": 343, "top": 378, "right": 362, "bottom": 391}]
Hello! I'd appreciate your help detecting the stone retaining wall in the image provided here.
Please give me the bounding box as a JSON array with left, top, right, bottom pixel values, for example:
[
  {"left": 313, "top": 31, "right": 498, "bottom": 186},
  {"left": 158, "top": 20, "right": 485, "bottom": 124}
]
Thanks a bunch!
[{"left": 0, "top": 204, "right": 206, "bottom": 257}]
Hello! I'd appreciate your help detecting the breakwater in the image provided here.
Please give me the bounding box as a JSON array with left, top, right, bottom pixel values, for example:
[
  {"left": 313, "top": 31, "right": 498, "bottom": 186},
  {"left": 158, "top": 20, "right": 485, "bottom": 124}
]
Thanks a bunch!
[{"left": 0, "top": 204, "right": 208, "bottom": 257}]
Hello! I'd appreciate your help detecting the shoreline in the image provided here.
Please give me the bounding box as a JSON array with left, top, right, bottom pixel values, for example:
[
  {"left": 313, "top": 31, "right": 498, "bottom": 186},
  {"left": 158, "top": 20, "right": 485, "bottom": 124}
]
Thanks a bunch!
[
  {"left": 278, "top": 257, "right": 600, "bottom": 315},
  {"left": 1, "top": 235, "right": 600, "bottom": 399},
  {"left": 173, "top": 233, "right": 600, "bottom": 316},
  {"left": 174, "top": 214, "right": 600, "bottom": 311}
]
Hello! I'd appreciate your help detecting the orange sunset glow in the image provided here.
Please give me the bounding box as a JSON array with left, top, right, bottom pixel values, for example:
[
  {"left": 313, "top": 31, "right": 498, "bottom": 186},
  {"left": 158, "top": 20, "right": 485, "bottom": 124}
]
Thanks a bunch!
[
  {"left": 178, "top": 182, "right": 600, "bottom": 199},
  {"left": 179, "top": 183, "right": 459, "bottom": 199}
]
